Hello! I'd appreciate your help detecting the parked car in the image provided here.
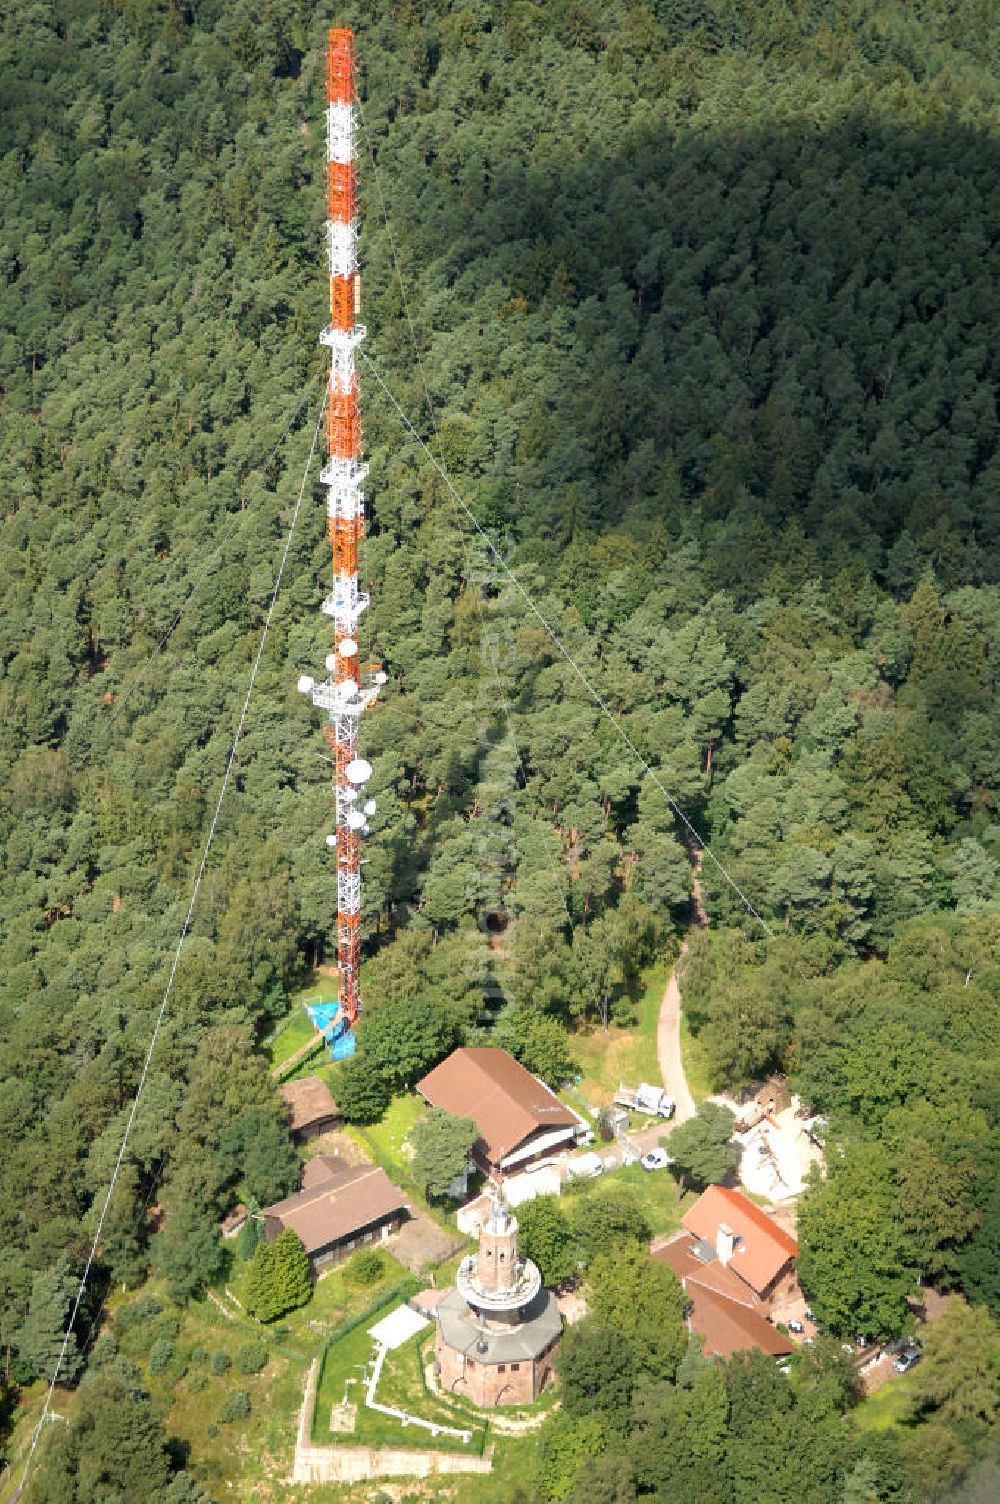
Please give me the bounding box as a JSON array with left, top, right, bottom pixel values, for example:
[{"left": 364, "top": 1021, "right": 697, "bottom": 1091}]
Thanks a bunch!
[
  {"left": 787, "top": 1319, "right": 804, "bottom": 1334},
  {"left": 640, "top": 1148, "right": 671, "bottom": 1172},
  {"left": 893, "top": 1349, "right": 922, "bottom": 1374}
]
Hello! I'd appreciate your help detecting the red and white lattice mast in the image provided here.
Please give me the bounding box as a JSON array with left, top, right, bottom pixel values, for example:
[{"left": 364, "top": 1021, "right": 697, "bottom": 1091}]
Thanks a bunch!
[{"left": 298, "top": 28, "right": 385, "bottom": 1050}]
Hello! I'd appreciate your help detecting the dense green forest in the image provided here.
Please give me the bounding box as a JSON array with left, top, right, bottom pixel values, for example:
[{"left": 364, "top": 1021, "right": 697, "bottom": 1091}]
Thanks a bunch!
[{"left": 1, "top": 0, "right": 999, "bottom": 1499}]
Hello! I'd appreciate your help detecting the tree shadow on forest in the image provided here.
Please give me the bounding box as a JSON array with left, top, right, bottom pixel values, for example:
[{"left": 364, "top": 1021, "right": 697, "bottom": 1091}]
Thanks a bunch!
[
  {"left": 365, "top": 108, "right": 1000, "bottom": 915},
  {"left": 366, "top": 111, "right": 1000, "bottom": 596}
]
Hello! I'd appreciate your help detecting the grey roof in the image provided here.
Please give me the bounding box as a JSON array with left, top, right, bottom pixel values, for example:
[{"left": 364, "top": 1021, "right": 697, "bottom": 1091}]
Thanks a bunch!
[
  {"left": 436, "top": 1287, "right": 562, "bottom": 1364},
  {"left": 689, "top": 1237, "right": 717, "bottom": 1264}
]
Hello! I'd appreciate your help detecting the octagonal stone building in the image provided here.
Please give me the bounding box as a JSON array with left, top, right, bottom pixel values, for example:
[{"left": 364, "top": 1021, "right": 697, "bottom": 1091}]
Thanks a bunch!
[{"left": 434, "top": 1196, "right": 561, "bottom": 1407}]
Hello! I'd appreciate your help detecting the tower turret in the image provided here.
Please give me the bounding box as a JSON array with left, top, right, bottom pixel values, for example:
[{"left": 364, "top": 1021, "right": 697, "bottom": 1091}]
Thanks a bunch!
[
  {"left": 454, "top": 1195, "right": 542, "bottom": 1323},
  {"left": 436, "top": 1194, "right": 562, "bottom": 1405}
]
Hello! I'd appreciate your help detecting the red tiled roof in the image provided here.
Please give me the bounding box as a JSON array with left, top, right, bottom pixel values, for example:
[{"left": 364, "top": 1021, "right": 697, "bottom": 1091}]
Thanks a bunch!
[
  {"left": 417, "top": 1048, "right": 577, "bottom": 1163},
  {"left": 686, "top": 1283, "right": 794, "bottom": 1359},
  {"left": 653, "top": 1231, "right": 763, "bottom": 1310},
  {"left": 683, "top": 1186, "right": 798, "bottom": 1295}
]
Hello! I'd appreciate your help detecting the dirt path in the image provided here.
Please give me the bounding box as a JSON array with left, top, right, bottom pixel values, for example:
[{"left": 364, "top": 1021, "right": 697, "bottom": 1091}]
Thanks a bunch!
[
  {"left": 657, "top": 854, "right": 707, "bottom": 1126},
  {"left": 657, "top": 948, "right": 697, "bottom": 1124}
]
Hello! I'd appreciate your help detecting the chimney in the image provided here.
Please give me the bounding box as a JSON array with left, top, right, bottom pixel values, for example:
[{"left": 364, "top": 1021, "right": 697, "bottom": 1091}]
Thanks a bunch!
[{"left": 716, "top": 1223, "right": 737, "bottom": 1265}]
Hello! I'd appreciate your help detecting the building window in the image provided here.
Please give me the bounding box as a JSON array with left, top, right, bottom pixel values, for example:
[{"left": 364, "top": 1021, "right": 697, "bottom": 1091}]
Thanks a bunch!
[
  {"left": 467, "top": 1359, "right": 476, "bottom": 1370},
  {"left": 497, "top": 1364, "right": 505, "bottom": 1373},
  {"left": 510, "top": 1363, "right": 520, "bottom": 1372}
]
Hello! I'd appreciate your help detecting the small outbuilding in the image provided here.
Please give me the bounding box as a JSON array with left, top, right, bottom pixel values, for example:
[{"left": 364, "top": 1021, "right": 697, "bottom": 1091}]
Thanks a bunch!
[
  {"left": 279, "top": 1074, "right": 340, "bottom": 1141},
  {"left": 261, "top": 1163, "right": 409, "bottom": 1274}
]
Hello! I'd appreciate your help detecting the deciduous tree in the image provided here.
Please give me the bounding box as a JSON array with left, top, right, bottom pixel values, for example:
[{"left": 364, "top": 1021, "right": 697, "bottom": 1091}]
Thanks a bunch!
[
  {"left": 797, "top": 1144, "right": 918, "bottom": 1341},
  {"left": 409, "top": 1109, "right": 477, "bottom": 1200},
  {"left": 586, "top": 1245, "right": 687, "bottom": 1382},
  {"left": 667, "top": 1101, "right": 737, "bottom": 1198}
]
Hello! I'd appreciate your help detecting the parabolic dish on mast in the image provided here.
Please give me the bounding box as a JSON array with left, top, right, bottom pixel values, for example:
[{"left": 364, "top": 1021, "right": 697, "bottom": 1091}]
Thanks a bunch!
[{"left": 297, "top": 27, "right": 383, "bottom": 1052}]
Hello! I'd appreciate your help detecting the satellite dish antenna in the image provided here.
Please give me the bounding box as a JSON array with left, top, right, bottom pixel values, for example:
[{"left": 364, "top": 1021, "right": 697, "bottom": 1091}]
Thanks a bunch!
[
  {"left": 325, "top": 653, "right": 337, "bottom": 671},
  {"left": 325, "top": 834, "right": 337, "bottom": 848},
  {"left": 347, "top": 810, "right": 366, "bottom": 831},
  {"left": 297, "top": 675, "right": 315, "bottom": 694},
  {"left": 345, "top": 758, "right": 372, "bottom": 785},
  {"left": 339, "top": 637, "right": 358, "bottom": 658},
  {"left": 374, "top": 670, "right": 388, "bottom": 686},
  {"left": 363, "top": 798, "right": 377, "bottom": 816}
]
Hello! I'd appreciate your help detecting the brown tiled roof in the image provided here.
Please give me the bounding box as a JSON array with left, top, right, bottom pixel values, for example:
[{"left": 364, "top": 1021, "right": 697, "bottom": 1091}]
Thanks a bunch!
[
  {"left": 653, "top": 1231, "right": 764, "bottom": 1310},
  {"left": 686, "top": 1283, "right": 794, "bottom": 1360},
  {"left": 417, "top": 1047, "right": 577, "bottom": 1163},
  {"left": 280, "top": 1075, "right": 339, "bottom": 1133},
  {"left": 220, "top": 1204, "right": 248, "bottom": 1236},
  {"left": 263, "top": 1164, "right": 408, "bottom": 1256},
  {"left": 301, "top": 1154, "right": 343, "bottom": 1190},
  {"left": 683, "top": 1186, "right": 799, "bottom": 1295}
]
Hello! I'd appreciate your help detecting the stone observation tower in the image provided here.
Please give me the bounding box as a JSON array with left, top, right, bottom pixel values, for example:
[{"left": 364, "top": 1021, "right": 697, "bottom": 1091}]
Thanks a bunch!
[{"left": 434, "top": 1196, "right": 562, "bottom": 1406}]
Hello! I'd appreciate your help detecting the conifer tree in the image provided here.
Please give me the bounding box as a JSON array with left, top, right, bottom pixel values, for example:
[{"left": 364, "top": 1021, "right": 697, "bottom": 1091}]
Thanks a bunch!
[
  {"left": 15, "top": 1260, "right": 83, "bottom": 1385},
  {"left": 244, "top": 1229, "right": 311, "bottom": 1322}
]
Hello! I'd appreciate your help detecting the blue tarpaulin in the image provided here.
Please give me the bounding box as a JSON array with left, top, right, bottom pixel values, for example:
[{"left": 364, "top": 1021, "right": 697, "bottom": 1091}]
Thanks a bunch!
[
  {"left": 306, "top": 1001, "right": 341, "bottom": 1033},
  {"left": 305, "top": 1001, "right": 356, "bottom": 1060}
]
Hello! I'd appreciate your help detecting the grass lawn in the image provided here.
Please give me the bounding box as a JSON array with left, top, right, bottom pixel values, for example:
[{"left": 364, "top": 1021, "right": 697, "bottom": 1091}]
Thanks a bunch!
[
  {"left": 114, "top": 1283, "right": 308, "bottom": 1502},
  {"left": 854, "top": 1371, "right": 919, "bottom": 1431},
  {"left": 267, "top": 1007, "right": 324, "bottom": 1071},
  {"left": 264, "top": 965, "right": 372, "bottom": 1077},
  {"left": 679, "top": 1013, "right": 714, "bottom": 1102},
  {"left": 355, "top": 1092, "right": 428, "bottom": 1176},
  {"left": 227, "top": 1249, "right": 413, "bottom": 1350},
  {"left": 565, "top": 1161, "right": 695, "bottom": 1238},
  {"left": 265, "top": 973, "right": 339, "bottom": 1071},
  {"left": 571, "top": 957, "right": 673, "bottom": 1105},
  {"left": 83, "top": 1258, "right": 424, "bottom": 1503},
  {"left": 313, "top": 1308, "right": 487, "bottom": 1452},
  {"left": 345, "top": 1092, "right": 453, "bottom": 1226}
]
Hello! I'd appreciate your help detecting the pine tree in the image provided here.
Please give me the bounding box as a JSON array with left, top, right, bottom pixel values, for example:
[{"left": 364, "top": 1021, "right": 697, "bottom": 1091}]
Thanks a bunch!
[
  {"left": 270, "top": 1229, "right": 312, "bottom": 1315},
  {"left": 243, "top": 1240, "right": 278, "bottom": 1322},
  {"left": 15, "top": 1260, "right": 83, "bottom": 1385}
]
